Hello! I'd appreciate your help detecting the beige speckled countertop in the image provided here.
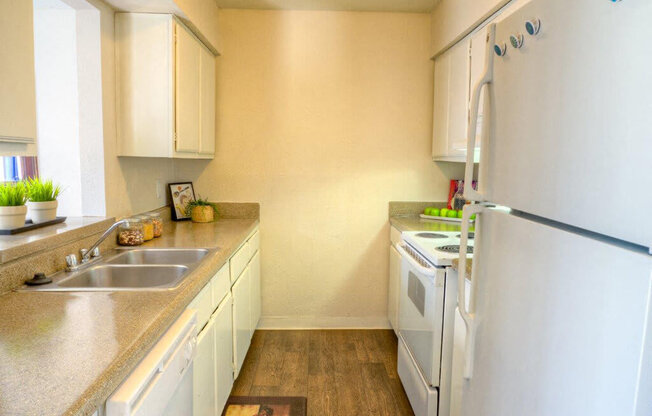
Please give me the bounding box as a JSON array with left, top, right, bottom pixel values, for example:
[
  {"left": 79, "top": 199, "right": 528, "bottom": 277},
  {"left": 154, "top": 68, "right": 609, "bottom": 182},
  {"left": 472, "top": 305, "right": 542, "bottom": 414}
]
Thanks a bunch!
[
  {"left": 451, "top": 257, "right": 473, "bottom": 278},
  {"left": 0, "top": 217, "right": 258, "bottom": 416},
  {"left": 390, "top": 215, "right": 464, "bottom": 233}
]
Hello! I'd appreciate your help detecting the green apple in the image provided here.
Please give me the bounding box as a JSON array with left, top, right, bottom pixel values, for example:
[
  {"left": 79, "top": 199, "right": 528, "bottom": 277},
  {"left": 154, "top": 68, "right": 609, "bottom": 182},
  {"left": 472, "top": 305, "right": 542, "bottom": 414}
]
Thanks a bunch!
[
  {"left": 432, "top": 208, "right": 441, "bottom": 217},
  {"left": 457, "top": 210, "right": 464, "bottom": 219},
  {"left": 470, "top": 214, "right": 477, "bottom": 220},
  {"left": 440, "top": 208, "right": 449, "bottom": 217},
  {"left": 424, "top": 208, "right": 432, "bottom": 215},
  {"left": 447, "top": 210, "right": 458, "bottom": 218}
]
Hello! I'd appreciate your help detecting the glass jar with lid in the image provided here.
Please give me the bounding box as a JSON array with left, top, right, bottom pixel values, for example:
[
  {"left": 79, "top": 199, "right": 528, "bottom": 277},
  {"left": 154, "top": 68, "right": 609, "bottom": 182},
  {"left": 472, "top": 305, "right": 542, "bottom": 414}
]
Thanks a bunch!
[
  {"left": 137, "top": 215, "right": 154, "bottom": 241},
  {"left": 147, "top": 212, "right": 163, "bottom": 238},
  {"left": 117, "top": 218, "right": 144, "bottom": 246}
]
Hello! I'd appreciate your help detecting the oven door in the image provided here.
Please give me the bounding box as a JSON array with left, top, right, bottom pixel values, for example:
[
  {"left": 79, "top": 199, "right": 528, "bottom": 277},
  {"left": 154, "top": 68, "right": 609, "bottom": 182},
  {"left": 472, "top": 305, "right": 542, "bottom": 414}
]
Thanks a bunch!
[{"left": 397, "top": 242, "right": 446, "bottom": 387}]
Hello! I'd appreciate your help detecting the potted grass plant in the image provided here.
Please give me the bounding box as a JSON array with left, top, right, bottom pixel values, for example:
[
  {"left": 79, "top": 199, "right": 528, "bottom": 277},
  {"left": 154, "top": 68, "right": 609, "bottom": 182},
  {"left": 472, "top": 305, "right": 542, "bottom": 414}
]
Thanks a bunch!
[
  {"left": 185, "top": 197, "right": 218, "bottom": 223},
  {"left": 0, "top": 182, "right": 28, "bottom": 229},
  {"left": 26, "top": 178, "right": 62, "bottom": 223}
]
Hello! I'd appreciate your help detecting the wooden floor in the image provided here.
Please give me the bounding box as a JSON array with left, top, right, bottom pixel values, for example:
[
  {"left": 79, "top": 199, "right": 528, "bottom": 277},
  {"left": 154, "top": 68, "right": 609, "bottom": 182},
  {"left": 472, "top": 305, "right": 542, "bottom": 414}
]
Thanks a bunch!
[{"left": 231, "top": 330, "right": 415, "bottom": 416}]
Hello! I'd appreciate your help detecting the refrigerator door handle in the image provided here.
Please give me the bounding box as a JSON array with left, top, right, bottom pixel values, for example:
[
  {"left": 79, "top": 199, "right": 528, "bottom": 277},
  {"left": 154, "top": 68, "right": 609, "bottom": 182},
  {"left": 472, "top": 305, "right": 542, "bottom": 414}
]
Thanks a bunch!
[
  {"left": 459, "top": 204, "right": 485, "bottom": 379},
  {"left": 464, "top": 24, "right": 496, "bottom": 202}
]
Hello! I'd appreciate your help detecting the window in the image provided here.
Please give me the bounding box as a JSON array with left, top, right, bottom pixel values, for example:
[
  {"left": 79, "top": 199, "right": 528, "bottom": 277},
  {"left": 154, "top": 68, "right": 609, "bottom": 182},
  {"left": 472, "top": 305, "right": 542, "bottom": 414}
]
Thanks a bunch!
[{"left": 0, "top": 156, "right": 38, "bottom": 182}]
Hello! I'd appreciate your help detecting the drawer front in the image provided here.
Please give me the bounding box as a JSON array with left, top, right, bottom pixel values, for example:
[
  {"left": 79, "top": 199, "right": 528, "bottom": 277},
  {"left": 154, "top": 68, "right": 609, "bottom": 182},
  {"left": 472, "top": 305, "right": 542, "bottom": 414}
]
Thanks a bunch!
[
  {"left": 211, "top": 263, "right": 230, "bottom": 309},
  {"left": 398, "top": 338, "right": 438, "bottom": 416},
  {"left": 248, "top": 230, "right": 260, "bottom": 255},
  {"left": 229, "top": 241, "right": 250, "bottom": 283},
  {"left": 188, "top": 282, "right": 213, "bottom": 332},
  {"left": 390, "top": 226, "right": 402, "bottom": 247}
]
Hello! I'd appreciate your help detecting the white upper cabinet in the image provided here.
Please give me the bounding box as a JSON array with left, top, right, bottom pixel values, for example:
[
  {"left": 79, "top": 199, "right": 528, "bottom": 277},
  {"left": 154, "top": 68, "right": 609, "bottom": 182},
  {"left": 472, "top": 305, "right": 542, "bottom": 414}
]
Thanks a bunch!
[
  {"left": 0, "top": 0, "right": 37, "bottom": 153},
  {"left": 432, "top": 47, "right": 450, "bottom": 160},
  {"left": 446, "top": 38, "right": 471, "bottom": 158},
  {"left": 431, "top": 0, "right": 522, "bottom": 164},
  {"left": 116, "top": 13, "right": 215, "bottom": 159},
  {"left": 432, "top": 38, "right": 470, "bottom": 162},
  {"left": 175, "top": 22, "right": 201, "bottom": 154},
  {"left": 199, "top": 45, "right": 216, "bottom": 155}
]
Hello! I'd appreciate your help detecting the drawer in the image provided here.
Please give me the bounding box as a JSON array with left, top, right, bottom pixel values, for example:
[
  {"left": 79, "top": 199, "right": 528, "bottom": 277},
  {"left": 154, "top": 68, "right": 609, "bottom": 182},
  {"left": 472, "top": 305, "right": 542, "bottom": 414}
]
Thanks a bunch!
[
  {"left": 229, "top": 241, "right": 250, "bottom": 283},
  {"left": 188, "top": 282, "right": 212, "bottom": 331},
  {"left": 397, "top": 338, "right": 438, "bottom": 416},
  {"left": 211, "top": 263, "right": 230, "bottom": 309},
  {"left": 390, "top": 226, "right": 402, "bottom": 247},
  {"left": 248, "top": 230, "right": 260, "bottom": 255}
]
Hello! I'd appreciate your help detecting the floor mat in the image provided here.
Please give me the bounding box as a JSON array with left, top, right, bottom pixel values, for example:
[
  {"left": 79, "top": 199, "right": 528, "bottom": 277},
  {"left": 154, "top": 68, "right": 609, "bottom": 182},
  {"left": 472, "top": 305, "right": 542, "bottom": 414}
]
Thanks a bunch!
[{"left": 222, "top": 396, "right": 307, "bottom": 416}]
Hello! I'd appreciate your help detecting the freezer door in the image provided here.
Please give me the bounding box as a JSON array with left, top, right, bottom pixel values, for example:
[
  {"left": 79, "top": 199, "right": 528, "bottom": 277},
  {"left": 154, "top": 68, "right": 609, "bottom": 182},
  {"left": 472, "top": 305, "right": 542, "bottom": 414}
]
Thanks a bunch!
[
  {"left": 477, "top": 0, "right": 652, "bottom": 248},
  {"left": 462, "top": 209, "right": 651, "bottom": 416}
]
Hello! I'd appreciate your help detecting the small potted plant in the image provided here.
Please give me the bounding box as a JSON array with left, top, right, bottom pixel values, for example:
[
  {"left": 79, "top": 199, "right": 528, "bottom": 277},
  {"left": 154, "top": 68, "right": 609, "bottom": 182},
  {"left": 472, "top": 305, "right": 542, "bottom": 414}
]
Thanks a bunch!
[
  {"left": 0, "top": 182, "right": 28, "bottom": 229},
  {"left": 185, "top": 197, "right": 218, "bottom": 223},
  {"left": 26, "top": 177, "right": 62, "bottom": 223}
]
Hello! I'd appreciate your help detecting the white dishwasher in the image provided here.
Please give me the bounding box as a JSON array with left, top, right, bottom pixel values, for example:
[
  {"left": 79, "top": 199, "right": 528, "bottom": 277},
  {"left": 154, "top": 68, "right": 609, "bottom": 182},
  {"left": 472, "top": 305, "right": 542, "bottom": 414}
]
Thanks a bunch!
[{"left": 106, "top": 310, "right": 197, "bottom": 416}]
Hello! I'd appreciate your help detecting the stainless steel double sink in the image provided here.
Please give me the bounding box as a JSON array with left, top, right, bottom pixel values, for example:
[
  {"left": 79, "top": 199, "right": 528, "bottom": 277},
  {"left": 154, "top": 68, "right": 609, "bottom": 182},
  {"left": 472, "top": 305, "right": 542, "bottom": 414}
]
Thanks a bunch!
[{"left": 21, "top": 248, "right": 212, "bottom": 292}]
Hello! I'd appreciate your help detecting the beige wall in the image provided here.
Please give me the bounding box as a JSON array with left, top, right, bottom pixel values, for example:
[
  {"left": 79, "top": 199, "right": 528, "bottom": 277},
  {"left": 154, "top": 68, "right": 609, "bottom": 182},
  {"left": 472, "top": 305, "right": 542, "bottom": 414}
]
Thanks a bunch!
[
  {"left": 430, "top": 0, "right": 509, "bottom": 57},
  {"left": 177, "top": 9, "right": 450, "bottom": 327},
  {"left": 175, "top": 0, "right": 223, "bottom": 54}
]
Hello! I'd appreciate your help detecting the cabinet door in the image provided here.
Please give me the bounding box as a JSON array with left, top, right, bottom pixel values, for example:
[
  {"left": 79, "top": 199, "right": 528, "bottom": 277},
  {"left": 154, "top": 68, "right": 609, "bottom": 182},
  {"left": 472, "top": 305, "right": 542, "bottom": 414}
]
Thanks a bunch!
[
  {"left": 388, "top": 244, "right": 401, "bottom": 335},
  {"left": 214, "top": 294, "right": 234, "bottom": 414},
  {"left": 193, "top": 316, "right": 216, "bottom": 416},
  {"left": 249, "top": 251, "right": 261, "bottom": 337},
  {"left": 232, "top": 265, "right": 251, "bottom": 378},
  {"left": 446, "top": 38, "right": 471, "bottom": 157},
  {"left": 0, "top": 0, "right": 37, "bottom": 144},
  {"left": 432, "top": 50, "right": 450, "bottom": 159},
  {"left": 199, "top": 44, "right": 216, "bottom": 156},
  {"left": 175, "top": 22, "right": 200, "bottom": 153}
]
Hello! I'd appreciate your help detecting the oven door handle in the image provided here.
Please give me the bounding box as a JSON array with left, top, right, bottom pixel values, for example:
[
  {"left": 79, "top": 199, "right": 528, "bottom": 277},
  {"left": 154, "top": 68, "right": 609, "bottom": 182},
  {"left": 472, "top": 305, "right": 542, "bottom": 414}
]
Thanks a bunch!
[{"left": 396, "top": 243, "right": 437, "bottom": 277}]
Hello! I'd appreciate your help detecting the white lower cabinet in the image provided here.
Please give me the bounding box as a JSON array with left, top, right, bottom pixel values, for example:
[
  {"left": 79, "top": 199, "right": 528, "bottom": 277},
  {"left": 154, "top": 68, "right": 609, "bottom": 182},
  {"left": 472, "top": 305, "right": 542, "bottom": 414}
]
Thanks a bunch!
[
  {"left": 193, "top": 314, "right": 217, "bottom": 416},
  {"left": 105, "top": 228, "right": 260, "bottom": 416},
  {"left": 232, "top": 265, "right": 251, "bottom": 378},
  {"left": 249, "top": 251, "right": 261, "bottom": 337},
  {"left": 214, "top": 294, "right": 234, "bottom": 412},
  {"left": 192, "top": 292, "right": 234, "bottom": 416},
  {"left": 388, "top": 244, "right": 401, "bottom": 335}
]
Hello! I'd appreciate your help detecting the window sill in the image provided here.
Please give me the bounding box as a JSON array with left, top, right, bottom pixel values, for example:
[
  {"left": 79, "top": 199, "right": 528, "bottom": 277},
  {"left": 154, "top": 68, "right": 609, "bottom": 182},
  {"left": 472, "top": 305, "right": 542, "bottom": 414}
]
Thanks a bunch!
[{"left": 0, "top": 216, "right": 115, "bottom": 264}]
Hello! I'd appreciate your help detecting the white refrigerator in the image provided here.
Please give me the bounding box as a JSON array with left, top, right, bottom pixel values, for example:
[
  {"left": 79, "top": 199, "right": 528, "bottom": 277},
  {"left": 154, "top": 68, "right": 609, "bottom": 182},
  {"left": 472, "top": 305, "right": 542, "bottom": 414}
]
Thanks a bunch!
[{"left": 456, "top": 0, "right": 652, "bottom": 415}]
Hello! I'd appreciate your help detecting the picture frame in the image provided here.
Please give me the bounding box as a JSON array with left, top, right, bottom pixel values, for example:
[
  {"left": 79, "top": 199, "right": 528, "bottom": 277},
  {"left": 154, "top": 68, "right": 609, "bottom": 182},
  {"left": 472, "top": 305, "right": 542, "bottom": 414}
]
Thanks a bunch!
[{"left": 168, "top": 182, "right": 196, "bottom": 221}]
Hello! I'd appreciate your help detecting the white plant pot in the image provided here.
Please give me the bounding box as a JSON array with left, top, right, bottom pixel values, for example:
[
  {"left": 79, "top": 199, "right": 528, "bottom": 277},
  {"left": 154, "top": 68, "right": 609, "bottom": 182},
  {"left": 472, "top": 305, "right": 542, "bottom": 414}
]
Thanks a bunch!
[
  {"left": 27, "top": 200, "right": 58, "bottom": 224},
  {"left": 0, "top": 205, "right": 28, "bottom": 229}
]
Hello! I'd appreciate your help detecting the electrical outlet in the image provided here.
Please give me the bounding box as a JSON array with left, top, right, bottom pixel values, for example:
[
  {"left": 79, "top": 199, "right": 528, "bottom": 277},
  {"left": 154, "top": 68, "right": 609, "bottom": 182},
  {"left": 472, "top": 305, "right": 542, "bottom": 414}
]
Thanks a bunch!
[{"left": 156, "top": 179, "right": 163, "bottom": 201}]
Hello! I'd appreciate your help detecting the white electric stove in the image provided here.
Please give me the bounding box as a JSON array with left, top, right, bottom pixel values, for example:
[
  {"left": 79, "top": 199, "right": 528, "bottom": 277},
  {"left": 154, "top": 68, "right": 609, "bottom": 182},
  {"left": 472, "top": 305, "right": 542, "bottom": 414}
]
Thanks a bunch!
[
  {"left": 401, "top": 231, "right": 474, "bottom": 267},
  {"left": 396, "top": 229, "right": 473, "bottom": 416}
]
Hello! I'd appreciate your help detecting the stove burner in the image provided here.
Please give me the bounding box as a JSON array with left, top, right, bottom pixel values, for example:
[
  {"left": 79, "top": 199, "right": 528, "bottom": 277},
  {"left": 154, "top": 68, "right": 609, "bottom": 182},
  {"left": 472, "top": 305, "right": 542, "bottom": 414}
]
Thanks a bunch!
[
  {"left": 415, "top": 233, "right": 449, "bottom": 239},
  {"left": 455, "top": 232, "right": 475, "bottom": 239},
  {"left": 435, "top": 244, "right": 474, "bottom": 254}
]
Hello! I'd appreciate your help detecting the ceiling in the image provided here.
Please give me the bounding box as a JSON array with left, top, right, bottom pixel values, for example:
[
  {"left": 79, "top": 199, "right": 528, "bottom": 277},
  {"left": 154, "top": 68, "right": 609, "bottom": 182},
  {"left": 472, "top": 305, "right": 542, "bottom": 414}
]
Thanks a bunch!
[{"left": 214, "top": 0, "right": 440, "bottom": 13}]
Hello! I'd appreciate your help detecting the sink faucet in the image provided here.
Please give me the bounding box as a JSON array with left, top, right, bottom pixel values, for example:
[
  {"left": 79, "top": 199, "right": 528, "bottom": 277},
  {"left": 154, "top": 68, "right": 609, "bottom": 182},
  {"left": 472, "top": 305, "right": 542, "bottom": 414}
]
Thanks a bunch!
[{"left": 66, "top": 219, "right": 128, "bottom": 270}]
